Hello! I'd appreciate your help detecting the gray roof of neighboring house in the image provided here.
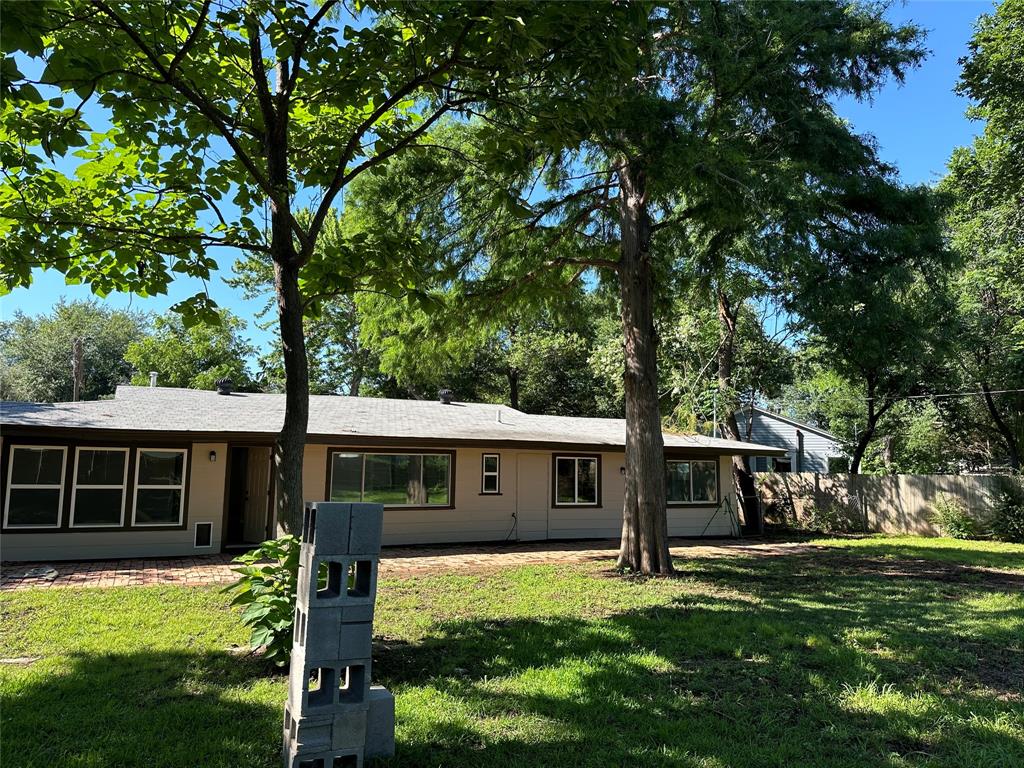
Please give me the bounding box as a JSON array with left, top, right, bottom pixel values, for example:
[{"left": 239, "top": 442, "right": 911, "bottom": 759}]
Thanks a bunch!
[
  {"left": 746, "top": 405, "right": 841, "bottom": 442},
  {"left": 1, "top": 386, "right": 786, "bottom": 455}
]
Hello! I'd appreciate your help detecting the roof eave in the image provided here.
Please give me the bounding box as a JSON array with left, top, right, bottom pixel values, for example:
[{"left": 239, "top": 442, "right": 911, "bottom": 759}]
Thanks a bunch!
[{"left": 0, "top": 423, "right": 789, "bottom": 455}]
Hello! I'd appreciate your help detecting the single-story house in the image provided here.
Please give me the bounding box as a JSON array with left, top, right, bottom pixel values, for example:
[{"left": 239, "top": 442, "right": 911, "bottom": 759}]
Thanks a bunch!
[
  {"left": 741, "top": 406, "right": 847, "bottom": 473},
  {"left": 1, "top": 385, "right": 785, "bottom": 562}
]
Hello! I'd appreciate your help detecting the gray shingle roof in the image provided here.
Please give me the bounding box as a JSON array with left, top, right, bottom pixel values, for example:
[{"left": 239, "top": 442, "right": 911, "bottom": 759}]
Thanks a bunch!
[{"left": 1, "top": 386, "right": 785, "bottom": 455}]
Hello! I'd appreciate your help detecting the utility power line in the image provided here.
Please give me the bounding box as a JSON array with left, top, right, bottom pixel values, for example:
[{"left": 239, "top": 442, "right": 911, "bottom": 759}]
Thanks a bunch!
[{"left": 865, "top": 387, "right": 1024, "bottom": 402}]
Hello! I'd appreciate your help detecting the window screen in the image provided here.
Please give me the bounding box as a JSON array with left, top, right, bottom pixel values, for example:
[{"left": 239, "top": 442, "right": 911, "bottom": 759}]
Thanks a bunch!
[
  {"left": 554, "top": 456, "right": 599, "bottom": 506},
  {"left": 665, "top": 459, "right": 718, "bottom": 504},
  {"left": 72, "top": 448, "right": 128, "bottom": 527},
  {"left": 4, "top": 446, "right": 66, "bottom": 528},
  {"left": 133, "top": 449, "right": 187, "bottom": 525},
  {"left": 330, "top": 452, "right": 451, "bottom": 507}
]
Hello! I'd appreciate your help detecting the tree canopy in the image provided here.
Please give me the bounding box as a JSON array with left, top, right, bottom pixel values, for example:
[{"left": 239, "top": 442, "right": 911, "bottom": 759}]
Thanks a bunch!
[
  {"left": 340, "top": 1, "right": 939, "bottom": 568},
  {"left": 937, "top": 0, "right": 1024, "bottom": 469},
  {"left": 124, "top": 309, "right": 256, "bottom": 391},
  {"left": 0, "top": 299, "right": 146, "bottom": 402},
  {"left": 1, "top": 0, "right": 633, "bottom": 531}
]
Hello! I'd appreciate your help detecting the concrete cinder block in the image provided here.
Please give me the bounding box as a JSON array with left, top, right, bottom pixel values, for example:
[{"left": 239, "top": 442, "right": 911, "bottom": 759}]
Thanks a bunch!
[
  {"left": 287, "top": 659, "right": 374, "bottom": 713},
  {"left": 340, "top": 604, "right": 374, "bottom": 624},
  {"left": 298, "top": 557, "right": 378, "bottom": 610},
  {"left": 347, "top": 503, "right": 383, "bottom": 555},
  {"left": 288, "top": 661, "right": 336, "bottom": 713},
  {"left": 286, "top": 503, "right": 389, "bottom": 768},
  {"left": 291, "top": 717, "right": 333, "bottom": 752},
  {"left": 304, "top": 502, "right": 352, "bottom": 555},
  {"left": 300, "top": 606, "right": 342, "bottom": 659},
  {"left": 338, "top": 622, "right": 372, "bottom": 660},
  {"left": 337, "top": 658, "right": 372, "bottom": 705},
  {"left": 365, "top": 686, "right": 396, "bottom": 759},
  {"left": 284, "top": 745, "right": 363, "bottom": 768},
  {"left": 331, "top": 707, "right": 368, "bottom": 750}
]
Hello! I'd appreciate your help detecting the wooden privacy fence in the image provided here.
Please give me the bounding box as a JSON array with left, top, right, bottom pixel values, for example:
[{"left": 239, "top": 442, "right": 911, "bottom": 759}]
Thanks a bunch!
[{"left": 756, "top": 472, "right": 1014, "bottom": 535}]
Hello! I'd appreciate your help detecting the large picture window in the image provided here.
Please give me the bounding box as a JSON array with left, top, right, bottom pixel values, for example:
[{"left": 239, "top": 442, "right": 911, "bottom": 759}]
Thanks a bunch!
[
  {"left": 666, "top": 459, "right": 718, "bottom": 504},
  {"left": 554, "top": 456, "right": 599, "bottom": 506},
  {"left": 4, "top": 446, "right": 67, "bottom": 528},
  {"left": 132, "top": 449, "right": 187, "bottom": 526},
  {"left": 71, "top": 448, "right": 129, "bottom": 527},
  {"left": 330, "top": 452, "right": 451, "bottom": 507}
]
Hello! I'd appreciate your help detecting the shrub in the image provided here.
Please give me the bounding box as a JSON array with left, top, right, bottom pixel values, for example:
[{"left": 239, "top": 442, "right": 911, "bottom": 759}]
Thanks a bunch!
[
  {"left": 800, "top": 501, "right": 860, "bottom": 534},
  {"left": 930, "top": 494, "right": 977, "bottom": 540},
  {"left": 989, "top": 481, "right": 1024, "bottom": 543},
  {"left": 223, "top": 535, "right": 300, "bottom": 666}
]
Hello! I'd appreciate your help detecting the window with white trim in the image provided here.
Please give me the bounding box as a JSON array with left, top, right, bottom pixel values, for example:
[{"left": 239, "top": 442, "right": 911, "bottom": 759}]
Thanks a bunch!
[
  {"left": 4, "top": 446, "right": 67, "bottom": 528},
  {"left": 554, "top": 456, "right": 598, "bottom": 506},
  {"left": 71, "top": 448, "right": 129, "bottom": 527},
  {"left": 329, "top": 452, "right": 451, "bottom": 507},
  {"left": 481, "top": 454, "right": 500, "bottom": 494},
  {"left": 666, "top": 459, "right": 718, "bottom": 504},
  {"left": 133, "top": 449, "right": 187, "bottom": 526}
]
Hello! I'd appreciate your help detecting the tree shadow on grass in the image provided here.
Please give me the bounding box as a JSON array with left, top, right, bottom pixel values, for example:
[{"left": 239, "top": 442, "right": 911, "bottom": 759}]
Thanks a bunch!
[
  {"left": 373, "top": 555, "right": 1024, "bottom": 768},
  {"left": 794, "top": 540, "right": 1024, "bottom": 572},
  {"left": 5, "top": 547, "right": 1021, "bottom": 768},
  {"left": 2, "top": 649, "right": 283, "bottom": 768}
]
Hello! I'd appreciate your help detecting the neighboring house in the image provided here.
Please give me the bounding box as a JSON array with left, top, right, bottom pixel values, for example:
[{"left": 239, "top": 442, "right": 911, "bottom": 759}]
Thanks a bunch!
[
  {"left": 740, "top": 406, "right": 847, "bottom": 474},
  {"left": 0, "top": 385, "right": 784, "bottom": 562}
]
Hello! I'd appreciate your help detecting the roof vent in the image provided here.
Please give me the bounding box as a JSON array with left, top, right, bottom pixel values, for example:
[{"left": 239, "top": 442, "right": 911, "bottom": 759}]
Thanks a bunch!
[
  {"left": 438, "top": 388, "right": 453, "bottom": 405},
  {"left": 215, "top": 377, "right": 234, "bottom": 395},
  {"left": 149, "top": 371, "right": 158, "bottom": 388}
]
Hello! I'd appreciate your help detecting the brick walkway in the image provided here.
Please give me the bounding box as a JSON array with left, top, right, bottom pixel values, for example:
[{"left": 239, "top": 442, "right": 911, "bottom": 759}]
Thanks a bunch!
[{"left": 0, "top": 538, "right": 810, "bottom": 591}]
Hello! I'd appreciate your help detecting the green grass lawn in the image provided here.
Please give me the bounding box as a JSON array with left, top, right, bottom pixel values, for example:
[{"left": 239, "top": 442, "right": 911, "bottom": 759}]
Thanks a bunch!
[{"left": 2, "top": 537, "right": 1022, "bottom": 768}]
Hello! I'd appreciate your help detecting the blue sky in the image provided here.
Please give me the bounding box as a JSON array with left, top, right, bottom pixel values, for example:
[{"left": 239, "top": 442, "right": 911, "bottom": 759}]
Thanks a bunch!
[{"left": 2, "top": 1, "right": 989, "bottom": 353}]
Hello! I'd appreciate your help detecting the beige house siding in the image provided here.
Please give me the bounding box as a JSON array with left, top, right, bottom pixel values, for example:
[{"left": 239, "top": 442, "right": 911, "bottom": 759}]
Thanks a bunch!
[
  {"left": 2, "top": 440, "right": 739, "bottom": 561},
  {"left": 314, "top": 446, "right": 737, "bottom": 545},
  {"left": 2, "top": 441, "right": 227, "bottom": 562}
]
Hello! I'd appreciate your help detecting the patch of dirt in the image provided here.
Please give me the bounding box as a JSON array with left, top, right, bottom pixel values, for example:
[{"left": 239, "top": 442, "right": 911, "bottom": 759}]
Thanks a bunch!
[{"left": 957, "top": 644, "right": 1024, "bottom": 702}]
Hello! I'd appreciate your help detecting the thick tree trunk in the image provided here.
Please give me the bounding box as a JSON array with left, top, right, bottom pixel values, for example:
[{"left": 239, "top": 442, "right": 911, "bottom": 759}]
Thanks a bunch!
[
  {"left": 273, "top": 256, "right": 309, "bottom": 534},
  {"left": 715, "top": 290, "right": 759, "bottom": 532},
  {"left": 616, "top": 159, "right": 672, "bottom": 575},
  {"left": 981, "top": 381, "right": 1021, "bottom": 470},
  {"left": 265, "top": 59, "right": 308, "bottom": 535}
]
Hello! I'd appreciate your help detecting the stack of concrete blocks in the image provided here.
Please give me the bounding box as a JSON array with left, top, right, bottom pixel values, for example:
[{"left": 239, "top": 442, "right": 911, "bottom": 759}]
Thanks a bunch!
[{"left": 283, "top": 501, "right": 395, "bottom": 768}]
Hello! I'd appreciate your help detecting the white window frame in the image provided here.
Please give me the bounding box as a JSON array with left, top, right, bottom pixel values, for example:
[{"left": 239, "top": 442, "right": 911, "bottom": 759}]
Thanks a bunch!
[
  {"left": 553, "top": 456, "right": 599, "bottom": 507},
  {"left": 330, "top": 451, "right": 452, "bottom": 508},
  {"left": 481, "top": 453, "right": 500, "bottom": 494},
  {"left": 3, "top": 445, "right": 67, "bottom": 529},
  {"left": 131, "top": 448, "right": 188, "bottom": 527},
  {"left": 666, "top": 459, "right": 719, "bottom": 505},
  {"left": 70, "top": 447, "right": 130, "bottom": 528}
]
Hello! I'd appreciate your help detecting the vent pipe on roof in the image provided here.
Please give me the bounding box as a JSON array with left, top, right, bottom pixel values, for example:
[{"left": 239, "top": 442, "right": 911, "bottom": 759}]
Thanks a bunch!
[
  {"left": 149, "top": 371, "right": 158, "bottom": 388},
  {"left": 496, "top": 408, "right": 502, "bottom": 424},
  {"left": 438, "top": 388, "right": 453, "bottom": 405},
  {"left": 215, "top": 377, "right": 234, "bottom": 395}
]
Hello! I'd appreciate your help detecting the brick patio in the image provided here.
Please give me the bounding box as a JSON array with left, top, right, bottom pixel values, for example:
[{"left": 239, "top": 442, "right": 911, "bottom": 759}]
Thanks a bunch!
[{"left": 0, "top": 538, "right": 810, "bottom": 591}]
